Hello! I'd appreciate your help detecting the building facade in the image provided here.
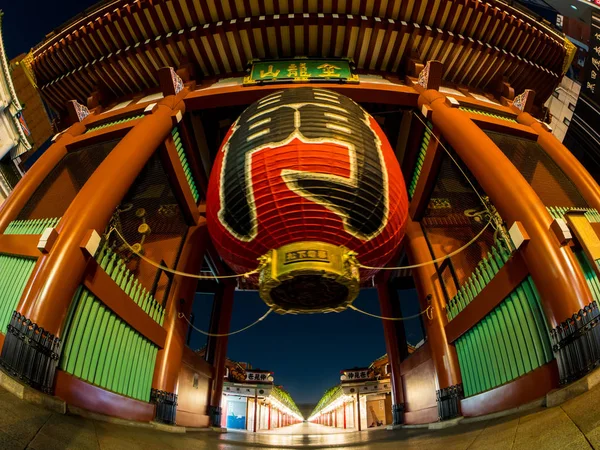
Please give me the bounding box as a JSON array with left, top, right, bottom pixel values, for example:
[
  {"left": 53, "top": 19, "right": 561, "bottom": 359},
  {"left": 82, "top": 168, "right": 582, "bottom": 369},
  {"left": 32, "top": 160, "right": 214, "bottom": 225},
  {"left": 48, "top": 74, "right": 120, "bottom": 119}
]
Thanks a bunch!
[
  {"left": 0, "top": 0, "right": 599, "bottom": 430},
  {"left": 196, "top": 350, "right": 303, "bottom": 430},
  {"left": 0, "top": 12, "right": 31, "bottom": 202},
  {"left": 309, "top": 354, "right": 394, "bottom": 430}
]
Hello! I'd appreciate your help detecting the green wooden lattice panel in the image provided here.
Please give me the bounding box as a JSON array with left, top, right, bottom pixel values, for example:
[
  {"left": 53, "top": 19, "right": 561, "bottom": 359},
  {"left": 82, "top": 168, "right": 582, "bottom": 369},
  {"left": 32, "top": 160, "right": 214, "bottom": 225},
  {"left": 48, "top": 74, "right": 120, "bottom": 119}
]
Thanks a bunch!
[
  {"left": 574, "top": 249, "right": 600, "bottom": 302},
  {"left": 85, "top": 115, "right": 144, "bottom": 134},
  {"left": 60, "top": 244, "right": 164, "bottom": 401},
  {"left": 447, "top": 238, "right": 511, "bottom": 320},
  {"left": 459, "top": 107, "right": 518, "bottom": 124},
  {"left": 94, "top": 246, "right": 165, "bottom": 324},
  {"left": 456, "top": 275, "right": 553, "bottom": 397},
  {"left": 3, "top": 217, "right": 61, "bottom": 235},
  {"left": 172, "top": 127, "right": 199, "bottom": 203},
  {"left": 0, "top": 254, "right": 36, "bottom": 333},
  {"left": 408, "top": 121, "right": 433, "bottom": 199},
  {"left": 547, "top": 206, "right": 600, "bottom": 223}
]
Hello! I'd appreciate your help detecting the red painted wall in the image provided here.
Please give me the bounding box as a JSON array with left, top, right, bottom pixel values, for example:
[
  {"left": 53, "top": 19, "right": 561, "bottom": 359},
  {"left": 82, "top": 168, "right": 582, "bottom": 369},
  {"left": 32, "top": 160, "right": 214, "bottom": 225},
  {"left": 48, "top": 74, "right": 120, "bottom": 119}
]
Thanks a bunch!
[
  {"left": 175, "top": 346, "right": 213, "bottom": 427},
  {"left": 400, "top": 343, "right": 439, "bottom": 425}
]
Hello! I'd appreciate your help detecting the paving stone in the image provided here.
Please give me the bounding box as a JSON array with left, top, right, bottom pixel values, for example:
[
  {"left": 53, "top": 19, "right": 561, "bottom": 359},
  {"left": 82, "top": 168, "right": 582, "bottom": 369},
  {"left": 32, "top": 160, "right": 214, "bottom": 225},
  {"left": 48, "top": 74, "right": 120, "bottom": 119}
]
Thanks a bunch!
[
  {"left": 562, "top": 379, "right": 600, "bottom": 449},
  {"left": 0, "top": 393, "right": 52, "bottom": 447},
  {"left": 512, "top": 407, "right": 591, "bottom": 450},
  {"left": 0, "top": 378, "right": 596, "bottom": 449},
  {"left": 0, "top": 428, "right": 26, "bottom": 450},
  {"left": 27, "top": 414, "right": 99, "bottom": 450},
  {"left": 466, "top": 416, "right": 519, "bottom": 450}
]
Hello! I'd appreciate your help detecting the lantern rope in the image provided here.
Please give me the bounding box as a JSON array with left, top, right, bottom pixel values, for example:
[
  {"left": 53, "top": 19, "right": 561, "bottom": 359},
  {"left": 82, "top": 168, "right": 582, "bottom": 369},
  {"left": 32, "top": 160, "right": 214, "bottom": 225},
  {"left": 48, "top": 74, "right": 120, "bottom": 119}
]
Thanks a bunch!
[
  {"left": 349, "top": 304, "right": 434, "bottom": 321},
  {"left": 412, "top": 112, "right": 489, "bottom": 210},
  {"left": 177, "top": 308, "right": 273, "bottom": 337},
  {"left": 356, "top": 217, "right": 492, "bottom": 270},
  {"left": 106, "top": 227, "right": 263, "bottom": 279}
]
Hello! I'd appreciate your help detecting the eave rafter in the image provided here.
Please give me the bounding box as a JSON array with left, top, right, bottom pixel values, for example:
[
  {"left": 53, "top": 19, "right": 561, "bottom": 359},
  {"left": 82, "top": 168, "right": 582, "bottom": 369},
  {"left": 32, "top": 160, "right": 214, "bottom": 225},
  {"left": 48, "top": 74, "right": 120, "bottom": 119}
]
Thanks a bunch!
[{"left": 30, "top": 0, "right": 568, "bottom": 114}]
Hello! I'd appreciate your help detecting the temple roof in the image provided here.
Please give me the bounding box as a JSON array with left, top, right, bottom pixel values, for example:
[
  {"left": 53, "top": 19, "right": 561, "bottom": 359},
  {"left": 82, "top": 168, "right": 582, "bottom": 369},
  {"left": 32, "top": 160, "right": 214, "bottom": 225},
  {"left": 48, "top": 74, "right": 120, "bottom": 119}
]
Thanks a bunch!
[{"left": 30, "top": 0, "right": 572, "bottom": 114}]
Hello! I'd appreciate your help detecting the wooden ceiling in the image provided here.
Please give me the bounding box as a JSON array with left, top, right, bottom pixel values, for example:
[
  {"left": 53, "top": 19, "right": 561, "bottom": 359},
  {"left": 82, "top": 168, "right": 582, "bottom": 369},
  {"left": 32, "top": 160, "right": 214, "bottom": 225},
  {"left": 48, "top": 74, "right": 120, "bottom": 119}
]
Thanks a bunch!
[{"left": 30, "top": 0, "right": 569, "bottom": 113}]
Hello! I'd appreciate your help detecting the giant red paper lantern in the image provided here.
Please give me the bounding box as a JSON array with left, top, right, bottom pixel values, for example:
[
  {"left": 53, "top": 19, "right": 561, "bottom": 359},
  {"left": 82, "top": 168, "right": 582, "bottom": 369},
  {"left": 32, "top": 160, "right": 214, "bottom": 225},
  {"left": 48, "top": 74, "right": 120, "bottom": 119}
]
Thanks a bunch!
[{"left": 207, "top": 88, "right": 408, "bottom": 313}]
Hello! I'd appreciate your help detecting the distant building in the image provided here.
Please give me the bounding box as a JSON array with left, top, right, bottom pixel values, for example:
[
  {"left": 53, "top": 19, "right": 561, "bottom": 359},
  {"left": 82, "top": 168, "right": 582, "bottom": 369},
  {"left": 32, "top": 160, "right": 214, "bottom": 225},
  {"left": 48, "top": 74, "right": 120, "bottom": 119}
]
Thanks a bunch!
[
  {"left": 309, "top": 347, "right": 416, "bottom": 430},
  {"left": 0, "top": 11, "right": 31, "bottom": 201},
  {"left": 10, "top": 53, "right": 54, "bottom": 161},
  {"left": 196, "top": 348, "right": 302, "bottom": 431},
  {"left": 545, "top": 76, "right": 581, "bottom": 143}
]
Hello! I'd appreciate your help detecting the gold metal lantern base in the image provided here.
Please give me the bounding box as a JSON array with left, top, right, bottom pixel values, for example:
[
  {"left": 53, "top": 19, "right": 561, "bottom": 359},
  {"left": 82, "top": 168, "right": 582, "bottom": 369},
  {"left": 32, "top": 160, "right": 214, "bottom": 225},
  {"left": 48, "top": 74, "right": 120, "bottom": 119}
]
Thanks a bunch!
[{"left": 258, "top": 241, "right": 360, "bottom": 314}]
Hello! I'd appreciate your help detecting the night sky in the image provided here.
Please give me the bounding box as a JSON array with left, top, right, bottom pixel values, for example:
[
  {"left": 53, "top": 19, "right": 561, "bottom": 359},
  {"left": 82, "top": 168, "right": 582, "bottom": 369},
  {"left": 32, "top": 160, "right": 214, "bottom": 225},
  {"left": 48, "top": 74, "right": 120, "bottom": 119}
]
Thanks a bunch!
[
  {"left": 2, "top": 1, "right": 100, "bottom": 60},
  {"left": 189, "top": 288, "right": 423, "bottom": 405},
  {"left": 2, "top": 2, "right": 423, "bottom": 408}
]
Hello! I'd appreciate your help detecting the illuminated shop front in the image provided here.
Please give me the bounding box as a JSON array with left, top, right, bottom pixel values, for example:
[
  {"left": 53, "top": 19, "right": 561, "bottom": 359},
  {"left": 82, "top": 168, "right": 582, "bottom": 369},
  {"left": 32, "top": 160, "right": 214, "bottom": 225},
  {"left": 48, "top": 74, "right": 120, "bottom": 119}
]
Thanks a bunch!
[{"left": 219, "top": 359, "right": 302, "bottom": 431}]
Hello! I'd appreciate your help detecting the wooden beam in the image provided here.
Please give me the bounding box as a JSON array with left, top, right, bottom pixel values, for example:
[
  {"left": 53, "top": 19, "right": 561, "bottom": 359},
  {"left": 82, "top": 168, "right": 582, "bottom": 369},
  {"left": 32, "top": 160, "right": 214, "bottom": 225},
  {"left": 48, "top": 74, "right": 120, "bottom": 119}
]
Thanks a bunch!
[
  {"left": 401, "top": 114, "right": 426, "bottom": 184},
  {"left": 160, "top": 138, "right": 201, "bottom": 226},
  {"left": 408, "top": 133, "right": 443, "bottom": 221},
  {"left": 184, "top": 82, "right": 419, "bottom": 111},
  {"left": 467, "top": 115, "right": 539, "bottom": 140},
  {"left": 0, "top": 234, "right": 41, "bottom": 258},
  {"left": 84, "top": 103, "right": 150, "bottom": 128},
  {"left": 393, "top": 110, "right": 414, "bottom": 166},
  {"left": 179, "top": 119, "right": 208, "bottom": 195},
  {"left": 188, "top": 113, "right": 213, "bottom": 180},
  {"left": 444, "top": 251, "right": 529, "bottom": 344},
  {"left": 83, "top": 260, "right": 167, "bottom": 348},
  {"left": 65, "top": 119, "right": 142, "bottom": 151}
]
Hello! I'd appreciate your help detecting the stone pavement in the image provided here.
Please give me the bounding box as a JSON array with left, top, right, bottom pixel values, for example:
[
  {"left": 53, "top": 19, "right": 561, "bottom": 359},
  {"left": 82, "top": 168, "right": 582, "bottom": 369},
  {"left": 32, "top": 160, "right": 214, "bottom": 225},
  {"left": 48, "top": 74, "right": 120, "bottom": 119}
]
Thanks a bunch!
[{"left": 0, "top": 381, "right": 598, "bottom": 449}]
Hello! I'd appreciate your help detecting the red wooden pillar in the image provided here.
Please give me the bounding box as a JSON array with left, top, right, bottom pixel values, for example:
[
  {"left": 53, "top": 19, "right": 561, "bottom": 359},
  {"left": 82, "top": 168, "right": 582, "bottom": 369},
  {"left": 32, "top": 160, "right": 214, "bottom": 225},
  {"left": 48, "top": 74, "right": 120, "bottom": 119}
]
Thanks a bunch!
[
  {"left": 376, "top": 274, "right": 405, "bottom": 425},
  {"left": 208, "top": 282, "right": 236, "bottom": 426},
  {"left": 343, "top": 402, "right": 347, "bottom": 429},
  {"left": 417, "top": 87, "right": 596, "bottom": 402},
  {"left": 253, "top": 391, "right": 258, "bottom": 432},
  {"left": 268, "top": 404, "right": 271, "bottom": 430},
  {"left": 516, "top": 111, "right": 600, "bottom": 212},
  {"left": 418, "top": 89, "right": 591, "bottom": 330},
  {"left": 0, "top": 119, "right": 89, "bottom": 233},
  {"left": 0, "top": 92, "right": 187, "bottom": 395},
  {"left": 151, "top": 221, "right": 209, "bottom": 423},
  {"left": 356, "top": 392, "right": 361, "bottom": 431},
  {"left": 334, "top": 408, "right": 338, "bottom": 427}
]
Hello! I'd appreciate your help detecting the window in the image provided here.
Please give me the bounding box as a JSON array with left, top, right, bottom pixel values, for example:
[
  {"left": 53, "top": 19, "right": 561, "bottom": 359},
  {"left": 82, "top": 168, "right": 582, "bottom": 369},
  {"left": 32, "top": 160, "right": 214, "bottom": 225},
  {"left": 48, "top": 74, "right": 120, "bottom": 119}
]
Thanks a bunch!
[
  {"left": 568, "top": 103, "right": 576, "bottom": 112},
  {"left": 193, "top": 373, "right": 199, "bottom": 389},
  {"left": 563, "top": 117, "right": 571, "bottom": 126}
]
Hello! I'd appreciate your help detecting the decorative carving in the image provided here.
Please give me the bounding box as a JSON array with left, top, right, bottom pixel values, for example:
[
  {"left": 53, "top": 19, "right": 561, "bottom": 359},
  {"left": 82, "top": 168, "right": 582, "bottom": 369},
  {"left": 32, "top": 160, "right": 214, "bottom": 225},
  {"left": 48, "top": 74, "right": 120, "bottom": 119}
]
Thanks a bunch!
[
  {"left": 169, "top": 67, "right": 184, "bottom": 95},
  {"left": 418, "top": 62, "right": 431, "bottom": 89},
  {"left": 551, "top": 301, "right": 600, "bottom": 384},
  {"left": 417, "top": 60, "right": 443, "bottom": 91},
  {"left": 512, "top": 89, "right": 534, "bottom": 112},
  {"left": 437, "top": 384, "right": 463, "bottom": 420},
  {"left": 0, "top": 311, "right": 62, "bottom": 394},
  {"left": 69, "top": 100, "right": 90, "bottom": 122},
  {"left": 150, "top": 389, "right": 178, "bottom": 424}
]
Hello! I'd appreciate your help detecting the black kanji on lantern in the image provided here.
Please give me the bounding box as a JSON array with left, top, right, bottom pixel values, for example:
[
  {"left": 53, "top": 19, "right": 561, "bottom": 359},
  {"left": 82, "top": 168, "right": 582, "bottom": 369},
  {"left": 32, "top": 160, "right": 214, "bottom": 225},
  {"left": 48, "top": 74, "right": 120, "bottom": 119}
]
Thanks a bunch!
[{"left": 218, "top": 87, "right": 387, "bottom": 242}]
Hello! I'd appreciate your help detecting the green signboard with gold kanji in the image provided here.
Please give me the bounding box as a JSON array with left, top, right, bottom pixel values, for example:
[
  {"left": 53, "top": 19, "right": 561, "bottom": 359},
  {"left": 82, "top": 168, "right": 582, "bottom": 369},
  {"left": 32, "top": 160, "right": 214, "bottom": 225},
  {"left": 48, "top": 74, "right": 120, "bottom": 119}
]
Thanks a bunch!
[{"left": 243, "top": 59, "right": 359, "bottom": 86}]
